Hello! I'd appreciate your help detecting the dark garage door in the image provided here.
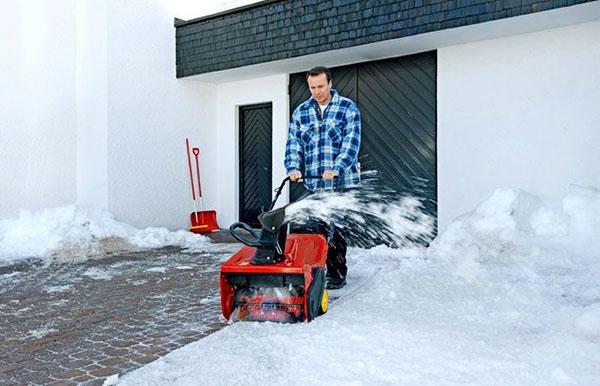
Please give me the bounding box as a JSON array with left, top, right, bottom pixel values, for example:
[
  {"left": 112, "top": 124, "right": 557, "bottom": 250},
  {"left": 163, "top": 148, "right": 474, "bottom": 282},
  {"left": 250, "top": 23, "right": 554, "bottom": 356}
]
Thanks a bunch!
[
  {"left": 289, "top": 51, "right": 437, "bottom": 233},
  {"left": 239, "top": 103, "right": 272, "bottom": 227}
]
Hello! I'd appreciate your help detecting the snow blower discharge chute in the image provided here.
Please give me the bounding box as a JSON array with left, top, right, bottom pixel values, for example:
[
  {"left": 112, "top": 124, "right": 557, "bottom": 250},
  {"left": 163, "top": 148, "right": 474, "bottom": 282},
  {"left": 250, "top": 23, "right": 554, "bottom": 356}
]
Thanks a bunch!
[{"left": 220, "top": 176, "right": 329, "bottom": 323}]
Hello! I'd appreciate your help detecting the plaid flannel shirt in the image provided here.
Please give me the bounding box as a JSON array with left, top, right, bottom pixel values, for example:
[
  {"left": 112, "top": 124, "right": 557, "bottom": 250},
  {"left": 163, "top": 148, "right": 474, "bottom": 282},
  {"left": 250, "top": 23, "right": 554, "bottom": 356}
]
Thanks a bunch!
[{"left": 285, "top": 89, "right": 361, "bottom": 191}]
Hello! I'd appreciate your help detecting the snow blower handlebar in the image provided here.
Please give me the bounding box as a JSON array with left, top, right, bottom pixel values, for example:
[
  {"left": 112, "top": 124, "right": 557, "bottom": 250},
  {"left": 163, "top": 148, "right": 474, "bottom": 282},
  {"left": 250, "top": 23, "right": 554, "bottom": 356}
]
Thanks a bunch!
[
  {"left": 267, "top": 174, "right": 338, "bottom": 211},
  {"left": 228, "top": 221, "right": 263, "bottom": 246},
  {"left": 229, "top": 176, "right": 291, "bottom": 247},
  {"left": 229, "top": 176, "right": 336, "bottom": 248}
]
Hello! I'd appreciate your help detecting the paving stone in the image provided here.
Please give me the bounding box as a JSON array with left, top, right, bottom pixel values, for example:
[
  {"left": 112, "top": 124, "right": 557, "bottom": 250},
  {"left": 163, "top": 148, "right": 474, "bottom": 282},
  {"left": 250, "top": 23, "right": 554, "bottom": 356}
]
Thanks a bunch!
[
  {"left": 134, "top": 355, "right": 159, "bottom": 365},
  {"left": 175, "top": 337, "right": 198, "bottom": 346},
  {"left": 63, "top": 359, "right": 94, "bottom": 369},
  {"left": 100, "top": 347, "right": 129, "bottom": 357},
  {"left": 81, "top": 379, "right": 105, "bottom": 386},
  {"left": 47, "top": 380, "right": 77, "bottom": 386},
  {"left": 51, "top": 367, "right": 87, "bottom": 380},
  {"left": 0, "top": 364, "right": 18, "bottom": 374},
  {"left": 122, "top": 353, "right": 147, "bottom": 363},
  {"left": 60, "top": 368, "right": 87, "bottom": 379},
  {"left": 180, "top": 330, "right": 201, "bottom": 337},
  {"left": 18, "top": 370, "right": 54, "bottom": 384},
  {"left": 97, "top": 357, "right": 123, "bottom": 368},
  {"left": 70, "top": 374, "right": 94, "bottom": 383},
  {"left": 111, "top": 340, "right": 138, "bottom": 348},
  {"left": 163, "top": 342, "right": 181, "bottom": 351},
  {"left": 82, "top": 364, "right": 104, "bottom": 373},
  {"left": 88, "top": 366, "right": 119, "bottom": 378},
  {"left": 21, "top": 359, "right": 48, "bottom": 371}
]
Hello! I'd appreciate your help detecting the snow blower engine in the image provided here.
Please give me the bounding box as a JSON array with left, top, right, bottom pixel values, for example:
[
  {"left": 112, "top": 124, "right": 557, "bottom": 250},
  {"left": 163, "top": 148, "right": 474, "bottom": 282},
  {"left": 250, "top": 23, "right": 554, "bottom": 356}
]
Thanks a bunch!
[{"left": 220, "top": 177, "right": 329, "bottom": 322}]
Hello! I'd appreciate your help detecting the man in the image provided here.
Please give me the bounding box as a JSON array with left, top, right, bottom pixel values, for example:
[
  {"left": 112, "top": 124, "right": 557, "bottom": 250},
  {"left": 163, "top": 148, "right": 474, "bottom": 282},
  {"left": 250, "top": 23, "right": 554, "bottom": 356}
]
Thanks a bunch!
[{"left": 284, "top": 66, "right": 361, "bottom": 289}]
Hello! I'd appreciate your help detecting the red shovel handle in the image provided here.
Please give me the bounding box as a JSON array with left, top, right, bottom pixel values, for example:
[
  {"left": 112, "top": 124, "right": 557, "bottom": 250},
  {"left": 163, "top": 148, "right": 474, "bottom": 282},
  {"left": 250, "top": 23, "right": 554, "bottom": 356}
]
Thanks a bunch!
[
  {"left": 186, "top": 138, "right": 196, "bottom": 200},
  {"left": 193, "top": 147, "right": 202, "bottom": 197}
]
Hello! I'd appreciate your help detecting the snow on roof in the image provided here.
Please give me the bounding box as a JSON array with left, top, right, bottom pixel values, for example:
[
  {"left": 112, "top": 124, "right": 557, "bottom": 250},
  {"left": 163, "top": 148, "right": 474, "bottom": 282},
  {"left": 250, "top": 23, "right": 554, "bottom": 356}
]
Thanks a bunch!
[{"left": 169, "top": 0, "right": 265, "bottom": 22}]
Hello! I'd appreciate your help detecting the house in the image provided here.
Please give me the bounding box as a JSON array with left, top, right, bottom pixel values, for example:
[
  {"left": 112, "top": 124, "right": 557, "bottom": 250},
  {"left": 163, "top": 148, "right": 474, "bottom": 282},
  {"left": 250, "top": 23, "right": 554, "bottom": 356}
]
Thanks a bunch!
[
  {"left": 175, "top": 0, "right": 600, "bottom": 232},
  {"left": 1, "top": 0, "right": 599, "bottom": 235}
]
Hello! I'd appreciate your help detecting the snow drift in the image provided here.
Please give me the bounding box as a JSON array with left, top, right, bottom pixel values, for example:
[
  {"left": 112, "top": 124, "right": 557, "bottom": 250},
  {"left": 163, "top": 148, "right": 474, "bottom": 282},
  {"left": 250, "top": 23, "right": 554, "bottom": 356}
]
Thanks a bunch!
[{"left": 0, "top": 205, "right": 211, "bottom": 265}]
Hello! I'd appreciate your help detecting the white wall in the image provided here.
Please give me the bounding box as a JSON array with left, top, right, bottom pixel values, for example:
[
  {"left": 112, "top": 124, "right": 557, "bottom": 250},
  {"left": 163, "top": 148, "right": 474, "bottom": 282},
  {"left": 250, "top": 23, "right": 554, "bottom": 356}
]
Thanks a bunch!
[
  {"left": 0, "top": 0, "right": 216, "bottom": 229},
  {"left": 76, "top": 0, "right": 108, "bottom": 210},
  {"left": 0, "top": 1, "right": 78, "bottom": 218},
  {"left": 438, "top": 21, "right": 600, "bottom": 229},
  {"left": 215, "top": 74, "right": 289, "bottom": 226},
  {"left": 104, "top": 0, "right": 216, "bottom": 229}
]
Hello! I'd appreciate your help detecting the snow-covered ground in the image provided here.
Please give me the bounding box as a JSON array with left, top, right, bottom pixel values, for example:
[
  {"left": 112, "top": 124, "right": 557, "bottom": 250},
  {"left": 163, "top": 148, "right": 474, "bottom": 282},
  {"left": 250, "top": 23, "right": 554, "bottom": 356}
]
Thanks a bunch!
[
  {"left": 0, "top": 205, "right": 211, "bottom": 266},
  {"left": 116, "top": 185, "right": 600, "bottom": 385}
]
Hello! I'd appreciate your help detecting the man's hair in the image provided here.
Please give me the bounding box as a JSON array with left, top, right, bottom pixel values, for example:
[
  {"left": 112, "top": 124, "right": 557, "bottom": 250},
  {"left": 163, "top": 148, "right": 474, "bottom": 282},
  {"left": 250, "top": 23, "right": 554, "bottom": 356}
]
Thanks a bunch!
[{"left": 306, "top": 66, "right": 331, "bottom": 82}]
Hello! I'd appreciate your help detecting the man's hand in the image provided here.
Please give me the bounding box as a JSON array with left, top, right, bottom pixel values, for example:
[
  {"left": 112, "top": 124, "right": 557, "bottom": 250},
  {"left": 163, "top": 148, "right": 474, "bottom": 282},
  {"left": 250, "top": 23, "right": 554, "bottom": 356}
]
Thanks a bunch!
[
  {"left": 322, "top": 170, "right": 338, "bottom": 180},
  {"left": 288, "top": 171, "right": 302, "bottom": 181}
]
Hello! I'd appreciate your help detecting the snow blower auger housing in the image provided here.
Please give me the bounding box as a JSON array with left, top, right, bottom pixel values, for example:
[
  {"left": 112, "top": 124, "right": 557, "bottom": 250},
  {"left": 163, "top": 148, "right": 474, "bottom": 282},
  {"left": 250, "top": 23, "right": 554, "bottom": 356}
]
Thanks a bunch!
[{"left": 220, "top": 177, "right": 329, "bottom": 323}]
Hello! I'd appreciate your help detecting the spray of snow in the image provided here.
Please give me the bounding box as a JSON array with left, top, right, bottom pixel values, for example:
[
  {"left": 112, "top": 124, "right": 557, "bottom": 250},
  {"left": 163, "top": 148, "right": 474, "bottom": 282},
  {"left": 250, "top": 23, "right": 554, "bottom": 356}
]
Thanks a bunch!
[
  {"left": 0, "top": 205, "right": 211, "bottom": 265},
  {"left": 285, "top": 176, "right": 435, "bottom": 248}
]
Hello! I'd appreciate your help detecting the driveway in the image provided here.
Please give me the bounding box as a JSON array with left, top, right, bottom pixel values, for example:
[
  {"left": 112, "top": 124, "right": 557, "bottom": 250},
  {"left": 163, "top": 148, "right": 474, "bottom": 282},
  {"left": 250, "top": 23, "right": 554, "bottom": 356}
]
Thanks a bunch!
[{"left": 0, "top": 243, "right": 239, "bottom": 385}]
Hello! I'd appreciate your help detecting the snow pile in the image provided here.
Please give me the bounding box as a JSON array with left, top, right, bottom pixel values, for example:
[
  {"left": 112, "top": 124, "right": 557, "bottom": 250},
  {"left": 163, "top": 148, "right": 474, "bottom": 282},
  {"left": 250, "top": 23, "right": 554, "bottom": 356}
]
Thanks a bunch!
[
  {"left": 120, "top": 185, "right": 600, "bottom": 385},
  {"left": 428, "top": 186, "right": 600, "bottom": 280},
  {"left": 562, "top": 185, "right": 600, "bottom": 256},
  {"left": 575, "top": 304, "right": 600, "bottom": 337},
  {"left": 0, "top": 205, "right": 210, "bottom": 265}
]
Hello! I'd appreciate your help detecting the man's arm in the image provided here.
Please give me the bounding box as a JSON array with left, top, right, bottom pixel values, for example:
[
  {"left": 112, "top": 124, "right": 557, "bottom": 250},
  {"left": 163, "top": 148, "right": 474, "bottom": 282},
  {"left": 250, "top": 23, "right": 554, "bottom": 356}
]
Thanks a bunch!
[
  {"left": 333, "top": 104, "right": 361, "bottom": 175},
  {"left": 284, "top": 111, "right": 303, "bottom": 180}
]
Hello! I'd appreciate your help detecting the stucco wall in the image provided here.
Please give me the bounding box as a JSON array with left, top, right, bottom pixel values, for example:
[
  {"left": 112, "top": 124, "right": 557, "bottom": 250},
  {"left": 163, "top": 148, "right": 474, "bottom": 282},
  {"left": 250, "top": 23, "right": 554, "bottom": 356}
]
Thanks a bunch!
[
  {"left": 0, "top": 1, "right": 78, "bottom": 218},
  {"left": 104, "top": 0, "right": 216, "bottom": 229},
  {"left": 1, "top": 0, "right": 216, "bottom": 229},
  {"left": 215, "top": 74, "right": 289, "bottom": 226},
  {"left": 437, "top": 20, "right": 600, "bottom": 229},
  {"left": 76, "top": 0, "right": 108, "bottom": 211}
]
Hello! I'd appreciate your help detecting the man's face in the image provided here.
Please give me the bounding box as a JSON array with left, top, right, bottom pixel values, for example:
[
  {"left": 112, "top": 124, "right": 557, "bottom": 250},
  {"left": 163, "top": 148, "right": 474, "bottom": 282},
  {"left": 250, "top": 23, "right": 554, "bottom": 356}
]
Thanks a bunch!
[{"left": 307, "top": 73, "right": 332, "bottom": 104}]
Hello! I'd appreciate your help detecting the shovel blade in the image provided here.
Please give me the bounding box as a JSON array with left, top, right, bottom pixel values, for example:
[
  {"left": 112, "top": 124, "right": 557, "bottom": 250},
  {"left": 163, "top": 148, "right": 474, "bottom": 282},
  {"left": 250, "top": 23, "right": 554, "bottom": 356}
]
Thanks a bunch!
[{"left": 189, "top": 210, "right": 219, "bottom": 233}]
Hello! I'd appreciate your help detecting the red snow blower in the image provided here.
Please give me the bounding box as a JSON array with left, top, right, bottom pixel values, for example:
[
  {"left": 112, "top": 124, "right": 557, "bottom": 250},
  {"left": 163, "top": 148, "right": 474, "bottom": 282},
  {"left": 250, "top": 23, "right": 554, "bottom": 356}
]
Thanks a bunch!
[
  {"left": 185, "top": 138, "right": 219, "bottom": 233},
  {"left": 220, "top": 176, "right": 329, "bottom": 323}
]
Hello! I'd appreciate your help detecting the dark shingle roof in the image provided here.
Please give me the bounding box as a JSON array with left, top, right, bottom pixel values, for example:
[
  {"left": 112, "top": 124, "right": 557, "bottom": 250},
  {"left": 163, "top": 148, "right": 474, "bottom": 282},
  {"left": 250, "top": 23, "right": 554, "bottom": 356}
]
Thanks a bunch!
[{"left": 175, "top": 0, "right": 595, "bottom": 78}]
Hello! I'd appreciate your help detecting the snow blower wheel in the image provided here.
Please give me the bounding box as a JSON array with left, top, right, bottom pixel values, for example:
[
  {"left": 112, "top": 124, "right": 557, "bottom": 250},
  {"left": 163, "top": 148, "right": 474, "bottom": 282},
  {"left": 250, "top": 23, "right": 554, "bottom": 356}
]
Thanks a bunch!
[{"left": 319, "top": 289, "right": 328, "bottom": 315}]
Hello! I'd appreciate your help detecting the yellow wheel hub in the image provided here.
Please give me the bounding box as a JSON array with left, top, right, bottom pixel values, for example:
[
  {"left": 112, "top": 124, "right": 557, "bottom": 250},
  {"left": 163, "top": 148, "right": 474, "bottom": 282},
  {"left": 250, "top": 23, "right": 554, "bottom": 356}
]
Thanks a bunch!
[{"left": 319, "top": 289, "right": 329, "bottom": 314}]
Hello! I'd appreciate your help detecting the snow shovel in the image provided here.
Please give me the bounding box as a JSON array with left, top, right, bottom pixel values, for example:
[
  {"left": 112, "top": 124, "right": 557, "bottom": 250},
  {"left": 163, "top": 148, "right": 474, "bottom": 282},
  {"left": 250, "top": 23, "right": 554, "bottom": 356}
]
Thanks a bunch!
[{"left": 185, "top": 139, "right": 219, "bottom": 233}]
